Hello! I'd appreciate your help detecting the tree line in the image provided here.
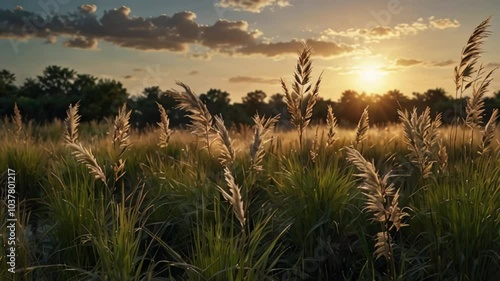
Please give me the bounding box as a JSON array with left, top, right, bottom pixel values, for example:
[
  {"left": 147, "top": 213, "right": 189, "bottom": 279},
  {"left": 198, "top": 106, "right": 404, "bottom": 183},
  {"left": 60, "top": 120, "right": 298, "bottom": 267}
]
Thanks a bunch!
[{"left": 1, "top": 66, "right": 500, "bottom": 129}]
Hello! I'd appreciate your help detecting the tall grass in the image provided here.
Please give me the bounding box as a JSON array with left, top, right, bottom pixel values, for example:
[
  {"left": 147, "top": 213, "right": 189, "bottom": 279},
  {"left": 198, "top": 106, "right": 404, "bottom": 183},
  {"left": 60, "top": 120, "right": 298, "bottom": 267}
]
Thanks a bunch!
[{"left": 1, "top": 17, "right": 499, "bottom": 281}]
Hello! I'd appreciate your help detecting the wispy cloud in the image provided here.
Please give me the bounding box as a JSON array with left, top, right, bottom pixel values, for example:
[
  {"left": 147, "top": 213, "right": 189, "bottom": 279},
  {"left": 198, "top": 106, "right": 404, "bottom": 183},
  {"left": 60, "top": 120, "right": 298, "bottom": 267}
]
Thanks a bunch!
[
  {"left": 322, "top": 17, "right": 460, "bottom": 42},
  {"left": 228, "top": 76, "right": 279, "bottom": 84}
]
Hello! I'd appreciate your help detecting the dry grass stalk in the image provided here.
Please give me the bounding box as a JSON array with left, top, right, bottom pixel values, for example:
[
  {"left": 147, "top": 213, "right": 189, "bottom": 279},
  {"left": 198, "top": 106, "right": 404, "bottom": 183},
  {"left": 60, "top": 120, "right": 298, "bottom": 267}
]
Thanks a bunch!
[
  {"left": 354, "top": 106, "right": 369, "bottom": 147},
  {"left": 218, "top": 167, "right": 246, "bottom": 227},
  {"left": 167, "top": 82, "right": 214, "bottom": 154},
  {"left": 454, "top": 17, "right": 491, "bottom": 93},
  {"left": 281, "top": 43, "right": 322, "bottom": 151},
  {"left": 374, "top": 231, "right": 391, "bottom": 261},
  {"left": 12, "top": 103, "right": 22, "bottom": 135},
  {"left": 113, "top": 103, "right": 132, "bottom": 155},
  {"left": 398, "top": 107, "right": 442, "bottom": 178},
  {"left": 325, "top": 105, "right": 338, "bottom": 148},
  {"left": 214, "top": 115, "right": 235, "bottom": 166},
  {"left": 437, "top": 139, "right": 448, "bottom": 172},
  {"left": 156, "top": 102, "right": 172, "bottom": 148},
  {"left": 478, "top": 109, "right": 499, "bottom": 155},
  {"left": 250, "top": 114, "right": 279, "bottom": 172},
  {"left": 67, "top": 142, "right": 107, "bottom": 185},
  {"left": 309, "top": 127, "right": 319, "bottom": 163},
  {"left": 63, "top": 102, "right": 81, "bottom": 144},
  {"left": 465, "top": 65, "right": 497, "bottom": 129},
  {"left": 345, "top": 146, "right": 408, "bottom": 264}
]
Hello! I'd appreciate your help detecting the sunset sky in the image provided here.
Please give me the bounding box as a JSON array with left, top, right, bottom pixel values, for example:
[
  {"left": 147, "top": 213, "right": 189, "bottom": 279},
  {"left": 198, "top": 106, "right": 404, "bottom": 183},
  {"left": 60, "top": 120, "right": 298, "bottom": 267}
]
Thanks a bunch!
[{"left": 1, "top": 0, "right": 500, "bottom": 102}]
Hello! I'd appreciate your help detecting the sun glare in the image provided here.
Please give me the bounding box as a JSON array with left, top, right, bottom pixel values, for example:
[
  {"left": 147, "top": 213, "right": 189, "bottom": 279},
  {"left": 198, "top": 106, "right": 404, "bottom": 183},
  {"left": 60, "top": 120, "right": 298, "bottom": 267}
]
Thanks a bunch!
[
  {"left": 357, "top": 65, "right": 387, "bottom": 92},
  {"left": 360, "top": 67, "right": 384, "bottom": 83}
]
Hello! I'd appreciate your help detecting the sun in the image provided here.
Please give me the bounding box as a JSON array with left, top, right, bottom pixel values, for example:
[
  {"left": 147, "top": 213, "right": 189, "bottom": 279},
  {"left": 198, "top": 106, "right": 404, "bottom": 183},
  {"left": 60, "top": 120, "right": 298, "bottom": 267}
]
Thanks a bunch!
[
  {"left": 360, "top": 66, "right": 385, "bottom": 83},
  {"left": 357, "top": 65, "right": 387, "bottom": 92}
]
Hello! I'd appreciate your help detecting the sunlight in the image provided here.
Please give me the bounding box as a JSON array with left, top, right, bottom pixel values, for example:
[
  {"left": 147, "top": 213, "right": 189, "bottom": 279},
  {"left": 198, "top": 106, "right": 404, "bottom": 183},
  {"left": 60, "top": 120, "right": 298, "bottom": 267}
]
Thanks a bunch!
[
  {"left": 357, "top": 65, "right": 387, "bottom": 93},
  {"left": 360, "top": 66, "right": 385, "bottom": 83}
]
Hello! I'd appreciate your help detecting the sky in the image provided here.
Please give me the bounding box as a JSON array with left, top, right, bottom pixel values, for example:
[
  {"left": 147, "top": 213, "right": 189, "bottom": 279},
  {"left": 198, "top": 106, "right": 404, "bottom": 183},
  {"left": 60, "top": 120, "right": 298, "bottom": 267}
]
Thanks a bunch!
[{"left": 1, "top": 0, "right": 500, "bottom": 102}]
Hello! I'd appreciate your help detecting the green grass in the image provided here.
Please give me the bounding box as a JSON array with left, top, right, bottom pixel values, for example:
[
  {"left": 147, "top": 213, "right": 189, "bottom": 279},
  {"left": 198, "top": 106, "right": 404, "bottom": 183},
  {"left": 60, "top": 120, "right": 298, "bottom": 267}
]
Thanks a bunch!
[{"left": 0, "top": 120, "right": 498, "bottom": 280}]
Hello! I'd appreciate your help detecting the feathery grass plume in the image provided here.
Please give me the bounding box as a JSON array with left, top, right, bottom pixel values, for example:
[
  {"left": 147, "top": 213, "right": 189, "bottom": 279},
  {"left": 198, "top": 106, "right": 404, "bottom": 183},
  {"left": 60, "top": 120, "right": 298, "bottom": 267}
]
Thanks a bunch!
[
  {"left": 113, "top": 103, "right": 132, "bottom": 155},
  {"left": 309, "top": 127, "right": 319, "bottom": 163},
  {"left": 156, "top": 102, "right": 172, "bottom": 148},
  {"left": 437, "top": 139, "right": 448, "bottom": 172},
  {"left": 12, "top": 102, "right": 22, "bottom": 135},
  {"left": 345, "top": 146, "right": 408, "bottom": 278},
  {"left": 281, "top": 43, "right": 323, "bottom": 151},
  {"left": 374, "top": 231, "right": 391, "bottom": 261},
  {"left": 398, "top": 107, "right": 441, "bottom": 178},
  {"left": 478, "top": 109, "right": 499, "bottom": 155},
  {"left": 214, "top": 115, "right": 235, "bottom": 166},
  {"left": 63, "top": 102, "right": 81, "bottom": 144},
  {"left": 325, "top": 105, "right": 338, "bottom": 148},
  {"left": 250, "top": 114, "right": 279, "bottom": 172},
  {"left": 454, "top": 17, "right": 491, "bottom": 93},
  {"left": 218, "top": 167, "right": 246, "bottom": 227},
  {"left": 67, "top": 142, "right": 107, "bottom": 185},
  {"left": 353, "top": 106, "right": 369, "bottom": 147},
  {"left": 167, "top": 82, "right": 214, "bottom": 154},
  {"left": 465, "top": 65, "right": 497, "bottom": 129}
]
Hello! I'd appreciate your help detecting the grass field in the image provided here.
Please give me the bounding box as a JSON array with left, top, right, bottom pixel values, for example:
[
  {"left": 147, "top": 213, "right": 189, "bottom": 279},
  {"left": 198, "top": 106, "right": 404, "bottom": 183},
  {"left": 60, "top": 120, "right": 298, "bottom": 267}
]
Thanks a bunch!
[
  {"left": 1, "top": 105, "right": 499, "bottom": 280},
  {"left": 1, "top": 18, "right": 499, "bottom": 281}
]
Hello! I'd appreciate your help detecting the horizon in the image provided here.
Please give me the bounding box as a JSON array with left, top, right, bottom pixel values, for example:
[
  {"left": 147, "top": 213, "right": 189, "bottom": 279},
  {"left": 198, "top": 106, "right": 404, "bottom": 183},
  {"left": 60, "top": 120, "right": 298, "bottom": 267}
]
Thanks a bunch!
[{"left": 1, "top": 0, "right": 500, "bottom": 102}]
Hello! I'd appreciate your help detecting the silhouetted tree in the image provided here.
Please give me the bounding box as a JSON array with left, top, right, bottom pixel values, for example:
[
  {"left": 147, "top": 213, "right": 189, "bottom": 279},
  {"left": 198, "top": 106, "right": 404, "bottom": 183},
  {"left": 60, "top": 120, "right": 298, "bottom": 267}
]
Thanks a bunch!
[{"left": 242, "top": 90, "right": 267, "bottom": 116}]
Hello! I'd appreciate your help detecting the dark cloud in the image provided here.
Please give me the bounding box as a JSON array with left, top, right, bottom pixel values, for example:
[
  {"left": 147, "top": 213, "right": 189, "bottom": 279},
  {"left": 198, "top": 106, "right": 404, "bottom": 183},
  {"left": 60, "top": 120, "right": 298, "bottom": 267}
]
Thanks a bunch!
[
  {"left": 201, "top": 20, "right": 261, "bottom": 49},
  {"left": 236, "top": 39, "right": 357, "bottom": 58},
  {"left": 228, "top": 76, "right": 279, "bottom": 84},
  {"left": 217, "top": 0, "right": 290, "bottom": 13},
  {"left": 0, "top": 6, "right": 358, "bottom": 58},
  {"left": 189, "top": 70, "right": 199, "bottom": 75},
  {"left": 124, "top": 75, "right": 133, "bottom": 79}
]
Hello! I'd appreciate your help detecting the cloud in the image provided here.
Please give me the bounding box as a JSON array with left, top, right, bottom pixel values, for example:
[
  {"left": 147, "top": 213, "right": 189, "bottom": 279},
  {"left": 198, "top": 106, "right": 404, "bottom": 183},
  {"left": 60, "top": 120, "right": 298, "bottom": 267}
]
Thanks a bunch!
[
  {"left": 124, "top": 75, "right": 133, "bottom": 79},
  {"left": 429, "top": 17, "right": 460, "bottom": 29},
  {"left": 217, "top": 0, "right": 290, "bottom": 13},
  {"left": 386, "top": 58, "right": 456, "bottom": 70},
  {"left": 0, "top": 6, "right": 359, "bottom": 58},
  {"left": 189, "top": 70, "right": 199, "bottom": 75},
  {"left": 323, "top": 17, "right": 459, "bottom": 42},
  {"left": 133, "top": 68, "right": 144, "bottom": 72},
  {"left": 486, "top": 62, "right": 500, "bottom": 68},
  {"left": 229, "top": 76, "right": 279, "bottom": 84},
  {"left": 63, "top": 37, "right": 98, "bottom": 49},
  {"left": 236, "top": 39, "right": 359, "bottom": 58},
  {"left": 79, "top": 4, "right": 97, "bottom": 14},
  {"left": 201, "top": 20, "right": 262, "bottom": 49},
  {"left": 433, "top": 59, "right": 455, "bottom": 67},
  {"left": 396, "top": 58, "right": 423, "bottom": 67}
]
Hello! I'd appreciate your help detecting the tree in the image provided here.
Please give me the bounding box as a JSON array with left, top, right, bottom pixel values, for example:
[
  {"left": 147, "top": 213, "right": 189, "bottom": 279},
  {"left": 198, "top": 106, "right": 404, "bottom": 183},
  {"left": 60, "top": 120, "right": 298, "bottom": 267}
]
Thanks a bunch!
[
  {"left": 200, "top": 89, "right": 231, "bottom": 117},
  {"left": 0, "top": 70, "right": 16, "bottom": 94},
  {"left": 80, "top": 79, "right": 128, "bottom": 121},
  {"left": 37, "top": 65, "right": 76, "bottom": 96},
  {"left": 242, "top": 90, "right": 267, "bottom": 116},
  {"left": 377, "top": 90, "right": 409, "bottom": 123}
]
